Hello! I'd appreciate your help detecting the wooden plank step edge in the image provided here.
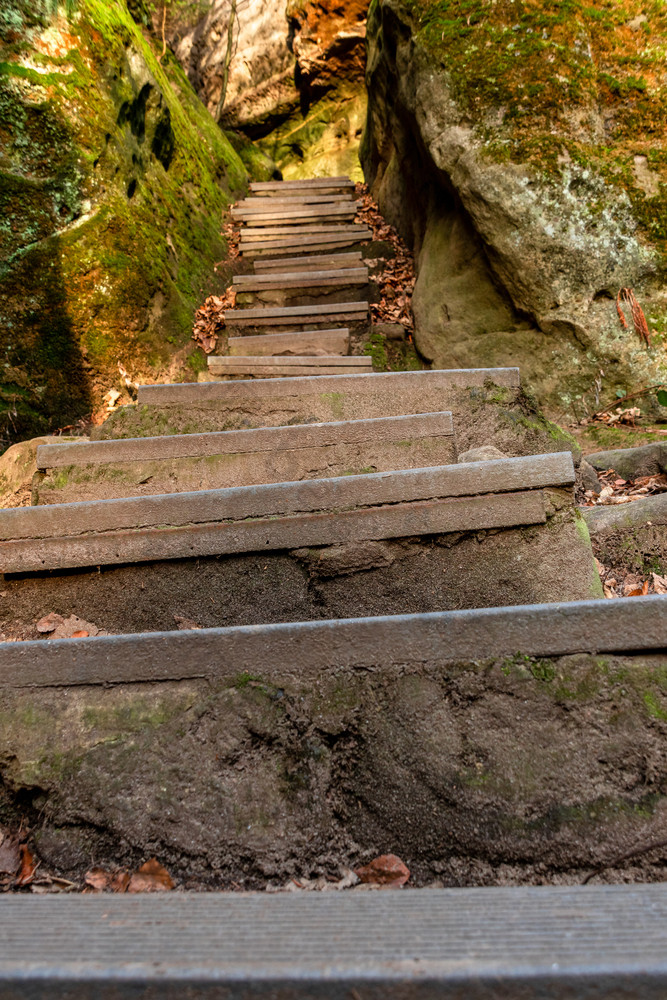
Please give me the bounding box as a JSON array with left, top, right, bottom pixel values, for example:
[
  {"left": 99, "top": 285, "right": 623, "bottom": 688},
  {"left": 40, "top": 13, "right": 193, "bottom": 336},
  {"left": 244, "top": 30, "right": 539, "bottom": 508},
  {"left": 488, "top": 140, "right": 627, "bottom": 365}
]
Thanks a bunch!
[
  {"left": 224, "top": 302, "right": 369, "bottom": 321},
  {"left": 37, "top": 412, "right": 455, "bottom": 469},
  {"left": 208, "top": 356, "right": 372, "bottom": 367},
  {"left": 254, "top": 252, "right": 363, "bottom": 271},
  {"left": 1, "top": 453, "right": 574, "bottom": 541},
  {"left": 1, "top": 597, "right": 664, "bottom": 687},
  {"left": 138, "top": 367, "right": 522, "bottom": 404}
]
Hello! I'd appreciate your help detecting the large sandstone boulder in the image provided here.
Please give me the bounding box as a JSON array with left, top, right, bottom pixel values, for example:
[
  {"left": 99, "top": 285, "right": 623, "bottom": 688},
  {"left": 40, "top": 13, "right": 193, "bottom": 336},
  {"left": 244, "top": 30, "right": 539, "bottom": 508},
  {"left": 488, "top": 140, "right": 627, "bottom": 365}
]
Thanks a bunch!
[
  {"left": 170, "top": 0, "right": 369, "bottom": 180},
  {"left": 0, "top": 0, "right": 246, "bottom": 448},
  {"left": 362, "top": 0, "right": 667, "bottom": 418}
]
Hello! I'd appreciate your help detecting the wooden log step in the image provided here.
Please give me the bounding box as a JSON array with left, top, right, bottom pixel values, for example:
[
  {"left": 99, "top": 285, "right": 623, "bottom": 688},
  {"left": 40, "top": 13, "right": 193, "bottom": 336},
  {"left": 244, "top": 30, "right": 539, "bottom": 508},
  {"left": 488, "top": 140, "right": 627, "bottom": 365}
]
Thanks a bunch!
[
  {"left": 208, "top": 355, "right": 371, "bottom": 368},
  {"left": 232, "top": 204, "right": 358, "bottom": 223},
  {"left": 240, "top": 224, "right": 369, "bottom": 241},
  {"left": 254, "top": 252, "right": 363, "bottom": 272},
  {"left": 0, "top": 453, "right": 575, "bottom": 574},
  {"left": 227, "top": 329, "right": 350, "bottom": 356},
  {"left": 207, "top": 358, "right": 374, "bottom": 378},
  {"left": 232, "top": 268, "right": 368, "bottom": 292},
  {"left": 245, "top": 238, "right": 370, "bottom": 257},
  {"left": 235, "top": 193, "right": 356, "bottom": 210},
  {"left": 224, "top": 302, "right": 369, "bottom": 327},
  {"left": 33, "top": 412, "right": 456, "bottom": 504},
  {"left": 250, "top": 177, "right": 354, "bottom": 193}
]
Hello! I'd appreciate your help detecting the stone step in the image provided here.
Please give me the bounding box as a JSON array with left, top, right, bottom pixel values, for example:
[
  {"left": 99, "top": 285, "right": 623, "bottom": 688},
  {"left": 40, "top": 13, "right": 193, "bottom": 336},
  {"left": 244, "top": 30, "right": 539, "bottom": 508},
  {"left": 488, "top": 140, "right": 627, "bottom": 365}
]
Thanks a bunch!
[
  {"left": 1, "top": 454, "right": 599, "bottom": 635},
  {"left": 240, "top": 224, "right": 371, "bottom": 242},
  {"left": 99, "top": 368, "right": 522, "bottom": 440},
  {"left": 254, "top": 251, "right": 363, "bottom": 272},
  {"left": 207, "top": 357, "right": 374, "bottom": 378},
  {"left": 33, "top": 412, "right": 455, "bottom": 504},
  {"left": 224, "top": 301, "right": 369, "bottom": 328},
  {"left": 2, "top": 598, "right": 663, "bottom": 885},
  {"left": 250, "top": 177, "right": 354, "bottom": 193},
  {"left": 232, "top": 204, "right": 359, "bottom": 224},
  {"left": 227, "top": 328, "right": 350, "bottom": 356},
  {"left": 4, "top": 887, "right": 666, "bottom": 997},
  {"left": 232, "top": 268, "right": 368, "bottom": 291}
]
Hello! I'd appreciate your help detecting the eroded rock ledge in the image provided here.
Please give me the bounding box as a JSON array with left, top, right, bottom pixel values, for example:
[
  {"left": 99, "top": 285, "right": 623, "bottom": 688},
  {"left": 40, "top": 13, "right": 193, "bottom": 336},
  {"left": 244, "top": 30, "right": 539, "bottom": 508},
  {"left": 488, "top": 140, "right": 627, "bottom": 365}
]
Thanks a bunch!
[{"left": 362, "top": 0, "right": 667, "bottom": 416}]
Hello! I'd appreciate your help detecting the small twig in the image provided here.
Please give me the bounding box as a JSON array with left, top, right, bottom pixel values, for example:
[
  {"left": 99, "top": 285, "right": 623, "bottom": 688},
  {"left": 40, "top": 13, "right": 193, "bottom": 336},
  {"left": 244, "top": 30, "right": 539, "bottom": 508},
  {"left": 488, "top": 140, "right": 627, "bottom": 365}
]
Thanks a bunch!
[
  {"left": 158, "top": 4, "right": 167, "bottom": 64},
  {"left": 582, "top": 836, "right": 667, "bottom": 885},
  {"left": 592, "top": 383, "right": 666, "bottom": 419}
]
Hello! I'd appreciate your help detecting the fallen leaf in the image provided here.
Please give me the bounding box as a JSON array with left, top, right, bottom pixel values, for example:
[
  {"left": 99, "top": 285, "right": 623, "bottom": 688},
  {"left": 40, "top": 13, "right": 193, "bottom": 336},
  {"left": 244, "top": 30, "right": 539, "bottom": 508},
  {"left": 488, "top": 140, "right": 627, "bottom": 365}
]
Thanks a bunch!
[
  {"left": 127, "top": 858, "right": 174, "bottom": 893},
  {"left": 71, "top": 630, "right": 89, "bottom": 638},
  {"left": 0, "top": 831, "right": 20, "bottom": 876},
  {"left": 173, "top": 615, "right": 201, "bottom": 630},
  {"left": 36, "top": 612, "right": 64, "bottom": 633},
  {"left": 652, "top": 573, "right": 667, "bottom": 594},
  {"left": 354, "top": 853, "right": 410, "bottom": 887},
  {"left": 15, "top": 844, "right": 38, "bottom": 887},
  {"left": 84, "top": 867, "right": 131, "bottom": 893}
]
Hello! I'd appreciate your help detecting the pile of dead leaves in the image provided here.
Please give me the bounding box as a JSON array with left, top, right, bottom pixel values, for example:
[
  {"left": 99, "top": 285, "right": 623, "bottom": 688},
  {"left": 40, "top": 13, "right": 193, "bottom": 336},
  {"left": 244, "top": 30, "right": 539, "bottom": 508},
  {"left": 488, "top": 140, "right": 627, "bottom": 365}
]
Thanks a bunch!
[
  {"left": 84, "top": 859, "right": 174, "bottom": 894},
  {"left": 192, "top": 286, "right": 236, "bottom": 355},
  {"left": 266, "top": 854, "right": 410, "bottom": 893},
  {"left": 596, "top": 560, "right": 667, "bottom": 600},
  {"left": 355, "top": 184, "right": 415, "bottom": 332},
  {"left": 0, "top": 828, "right": 39, "bottom": 892},
  {"left": 581, "top": 468, "right": 667, "bottom": 508},
  {"left": 222, "top": 219, "right": 241, "bottom": 261}
]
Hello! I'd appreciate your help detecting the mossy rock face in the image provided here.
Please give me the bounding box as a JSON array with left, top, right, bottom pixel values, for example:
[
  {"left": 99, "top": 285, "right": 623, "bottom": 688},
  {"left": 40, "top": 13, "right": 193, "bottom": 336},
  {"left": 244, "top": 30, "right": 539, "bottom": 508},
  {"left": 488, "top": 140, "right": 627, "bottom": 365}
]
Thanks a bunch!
[
  {"left": 363, "top": 0, "right": 667, "bottom": 419},
  {"left": 0, "top": 0, "right": 247, "bottom": 450}
]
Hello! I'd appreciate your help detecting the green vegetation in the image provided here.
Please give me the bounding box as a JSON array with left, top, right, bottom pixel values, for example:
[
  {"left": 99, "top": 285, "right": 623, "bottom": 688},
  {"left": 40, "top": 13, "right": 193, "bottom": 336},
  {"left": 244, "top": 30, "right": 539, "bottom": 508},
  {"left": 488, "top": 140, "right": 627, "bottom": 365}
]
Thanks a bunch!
[
  {"left": 0, "top": 0, "right": 247, "bottom": 447},
  {"left": 401, "top": 0, "right": 667, "bottom": 256}
]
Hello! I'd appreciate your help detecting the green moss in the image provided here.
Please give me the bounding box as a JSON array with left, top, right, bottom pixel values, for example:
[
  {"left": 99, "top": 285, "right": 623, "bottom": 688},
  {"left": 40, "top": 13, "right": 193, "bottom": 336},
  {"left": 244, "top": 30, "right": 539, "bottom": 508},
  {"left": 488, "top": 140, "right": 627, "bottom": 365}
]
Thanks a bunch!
[
  {"left": 0, "top": 0, "right": 248, "bottom": 449},
  {"left": 401, "top": 0, "right": 667, "bottom": 266}
]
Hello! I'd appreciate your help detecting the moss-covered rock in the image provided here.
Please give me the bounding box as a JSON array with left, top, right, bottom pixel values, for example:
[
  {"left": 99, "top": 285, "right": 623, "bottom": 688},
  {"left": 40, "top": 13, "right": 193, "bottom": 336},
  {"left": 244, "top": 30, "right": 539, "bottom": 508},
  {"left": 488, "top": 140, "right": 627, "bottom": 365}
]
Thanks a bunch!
[
  {"left": 0, "top": 0, "right": 247, "bottom": 449},
  {"left": 363, "top": 0, "right": 667, "bottom": 420}
]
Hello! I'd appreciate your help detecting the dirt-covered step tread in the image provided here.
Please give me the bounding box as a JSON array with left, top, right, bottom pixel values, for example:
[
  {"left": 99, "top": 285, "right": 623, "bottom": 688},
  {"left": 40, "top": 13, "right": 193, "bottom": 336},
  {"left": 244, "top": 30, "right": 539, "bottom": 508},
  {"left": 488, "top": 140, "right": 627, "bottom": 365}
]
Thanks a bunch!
[
  {"left": 235, "top": 194, "right": 356, "bottom": 210},
  {"left": 227, "top": 329, "right": 350, "bottom": 357},
  {"left": 2, "top": 595, "right": 664, "bottom": 687},
  {"left": 250, "top": 177, "right": 354, "bottom": 193},
  {"left": 232, "top": 268, "right": 368, "bottom": 292},
  {"left": 244, "top": 238, "right": 372, "bottom": 257},
  {"left": 33, "top": 412, "right": 456, "bottom": 503},
  {"left": 224, "top": 302, "right": 369, "bottom": 326},
  {"left": 253, "top": 251, "right": 363, "bottom": 272},
  {"left": 232, "top": 204, "right": 359, "bottom": 224},
  {"left": 207, "top": 356, "right": 373, "bottom": 376},
  {"left": 0, "top": 453, "right": 575, "bottom": 573},
  {"left": 240, "top": 224, "right": 371, "bottom": 241}
]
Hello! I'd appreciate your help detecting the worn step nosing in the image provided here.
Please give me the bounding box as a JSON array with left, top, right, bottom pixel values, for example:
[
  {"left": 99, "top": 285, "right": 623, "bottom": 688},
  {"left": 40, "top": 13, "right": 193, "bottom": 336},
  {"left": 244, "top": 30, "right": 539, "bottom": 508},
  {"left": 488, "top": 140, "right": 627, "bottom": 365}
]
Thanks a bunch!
[
  {"left": 250, "top": 178, "right": 354, "bottom": 190},
  {"left": 0, "top": 491, "right": 547, "bottom": 574},
  {"left": 224, "top": 302, "right": 369, "bottom": 322},
  {"left": 1, "top": 454, "right": 574, "bottom": 541},
  {"left": 208, "top": 356, "right": 371, "bottom": 368},
  {"left": 227, "top": 329, "right": 350, "bottom": 355},
  {"left": 237, "top": 194, "right": 356, "bottom": 206},
  {"left": 232, "top": 269, "right": 368, "bottom": 288},
  {"left": 37, "top": 412, "right": 455, "bottom": 469},
  {"left": 1, "top": 596, "right": 665, "bottom": 688},
  {"left": 240, "top": 225, "right": 370, "bottom": 240},
  {"left": 138, "top": 367, "right": 521, "bottom": 405},
  {"left": 254, "top": 252, "right": 363, "bottom": 271}
]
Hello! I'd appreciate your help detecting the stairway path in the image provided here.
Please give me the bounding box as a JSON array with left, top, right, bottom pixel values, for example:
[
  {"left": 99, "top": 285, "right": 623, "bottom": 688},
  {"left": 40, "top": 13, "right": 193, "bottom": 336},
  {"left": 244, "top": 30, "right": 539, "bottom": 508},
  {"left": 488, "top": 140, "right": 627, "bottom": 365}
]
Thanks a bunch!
[
  {"left": 0, "top": 174, "right": 665, "bottom": 982},
  {"left": 218, "top": 176, "right": 371, "bottom": 379}
]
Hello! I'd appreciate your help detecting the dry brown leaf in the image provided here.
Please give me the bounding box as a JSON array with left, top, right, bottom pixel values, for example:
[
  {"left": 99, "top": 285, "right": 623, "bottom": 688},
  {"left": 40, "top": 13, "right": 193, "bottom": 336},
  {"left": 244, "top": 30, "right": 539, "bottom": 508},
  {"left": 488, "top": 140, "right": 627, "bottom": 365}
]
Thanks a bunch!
[
  {"left": 0, "top": 831, "right": 20, "bottom": 876},
  {"left": 652, "top": 573, "right": 667, "bottom": 594},
  {"left": 15, "top": 844, "right": 38, "bottom": 887},
  {"left": 36, "top": 612, "right": 64, "bottom": 633},
  {"left": 127, "top": 858, "right": 174, "bottom": 893},
  {"left": 173, "top": 615, "right": 201, "bottom": 630},
  {"left": 354, "top": 853, "right": 410, "bottom": 887},
  {"left": 84, "top": 867, "right": 113, "bottom": 892}
]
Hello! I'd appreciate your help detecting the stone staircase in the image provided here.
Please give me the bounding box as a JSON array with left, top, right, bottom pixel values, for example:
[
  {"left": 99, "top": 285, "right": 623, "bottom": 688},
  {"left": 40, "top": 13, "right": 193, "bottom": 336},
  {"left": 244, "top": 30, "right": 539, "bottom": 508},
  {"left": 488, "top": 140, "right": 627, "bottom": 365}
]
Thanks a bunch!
[{"left": 1, "top": 175, "right": 666, "bottom": 990}]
